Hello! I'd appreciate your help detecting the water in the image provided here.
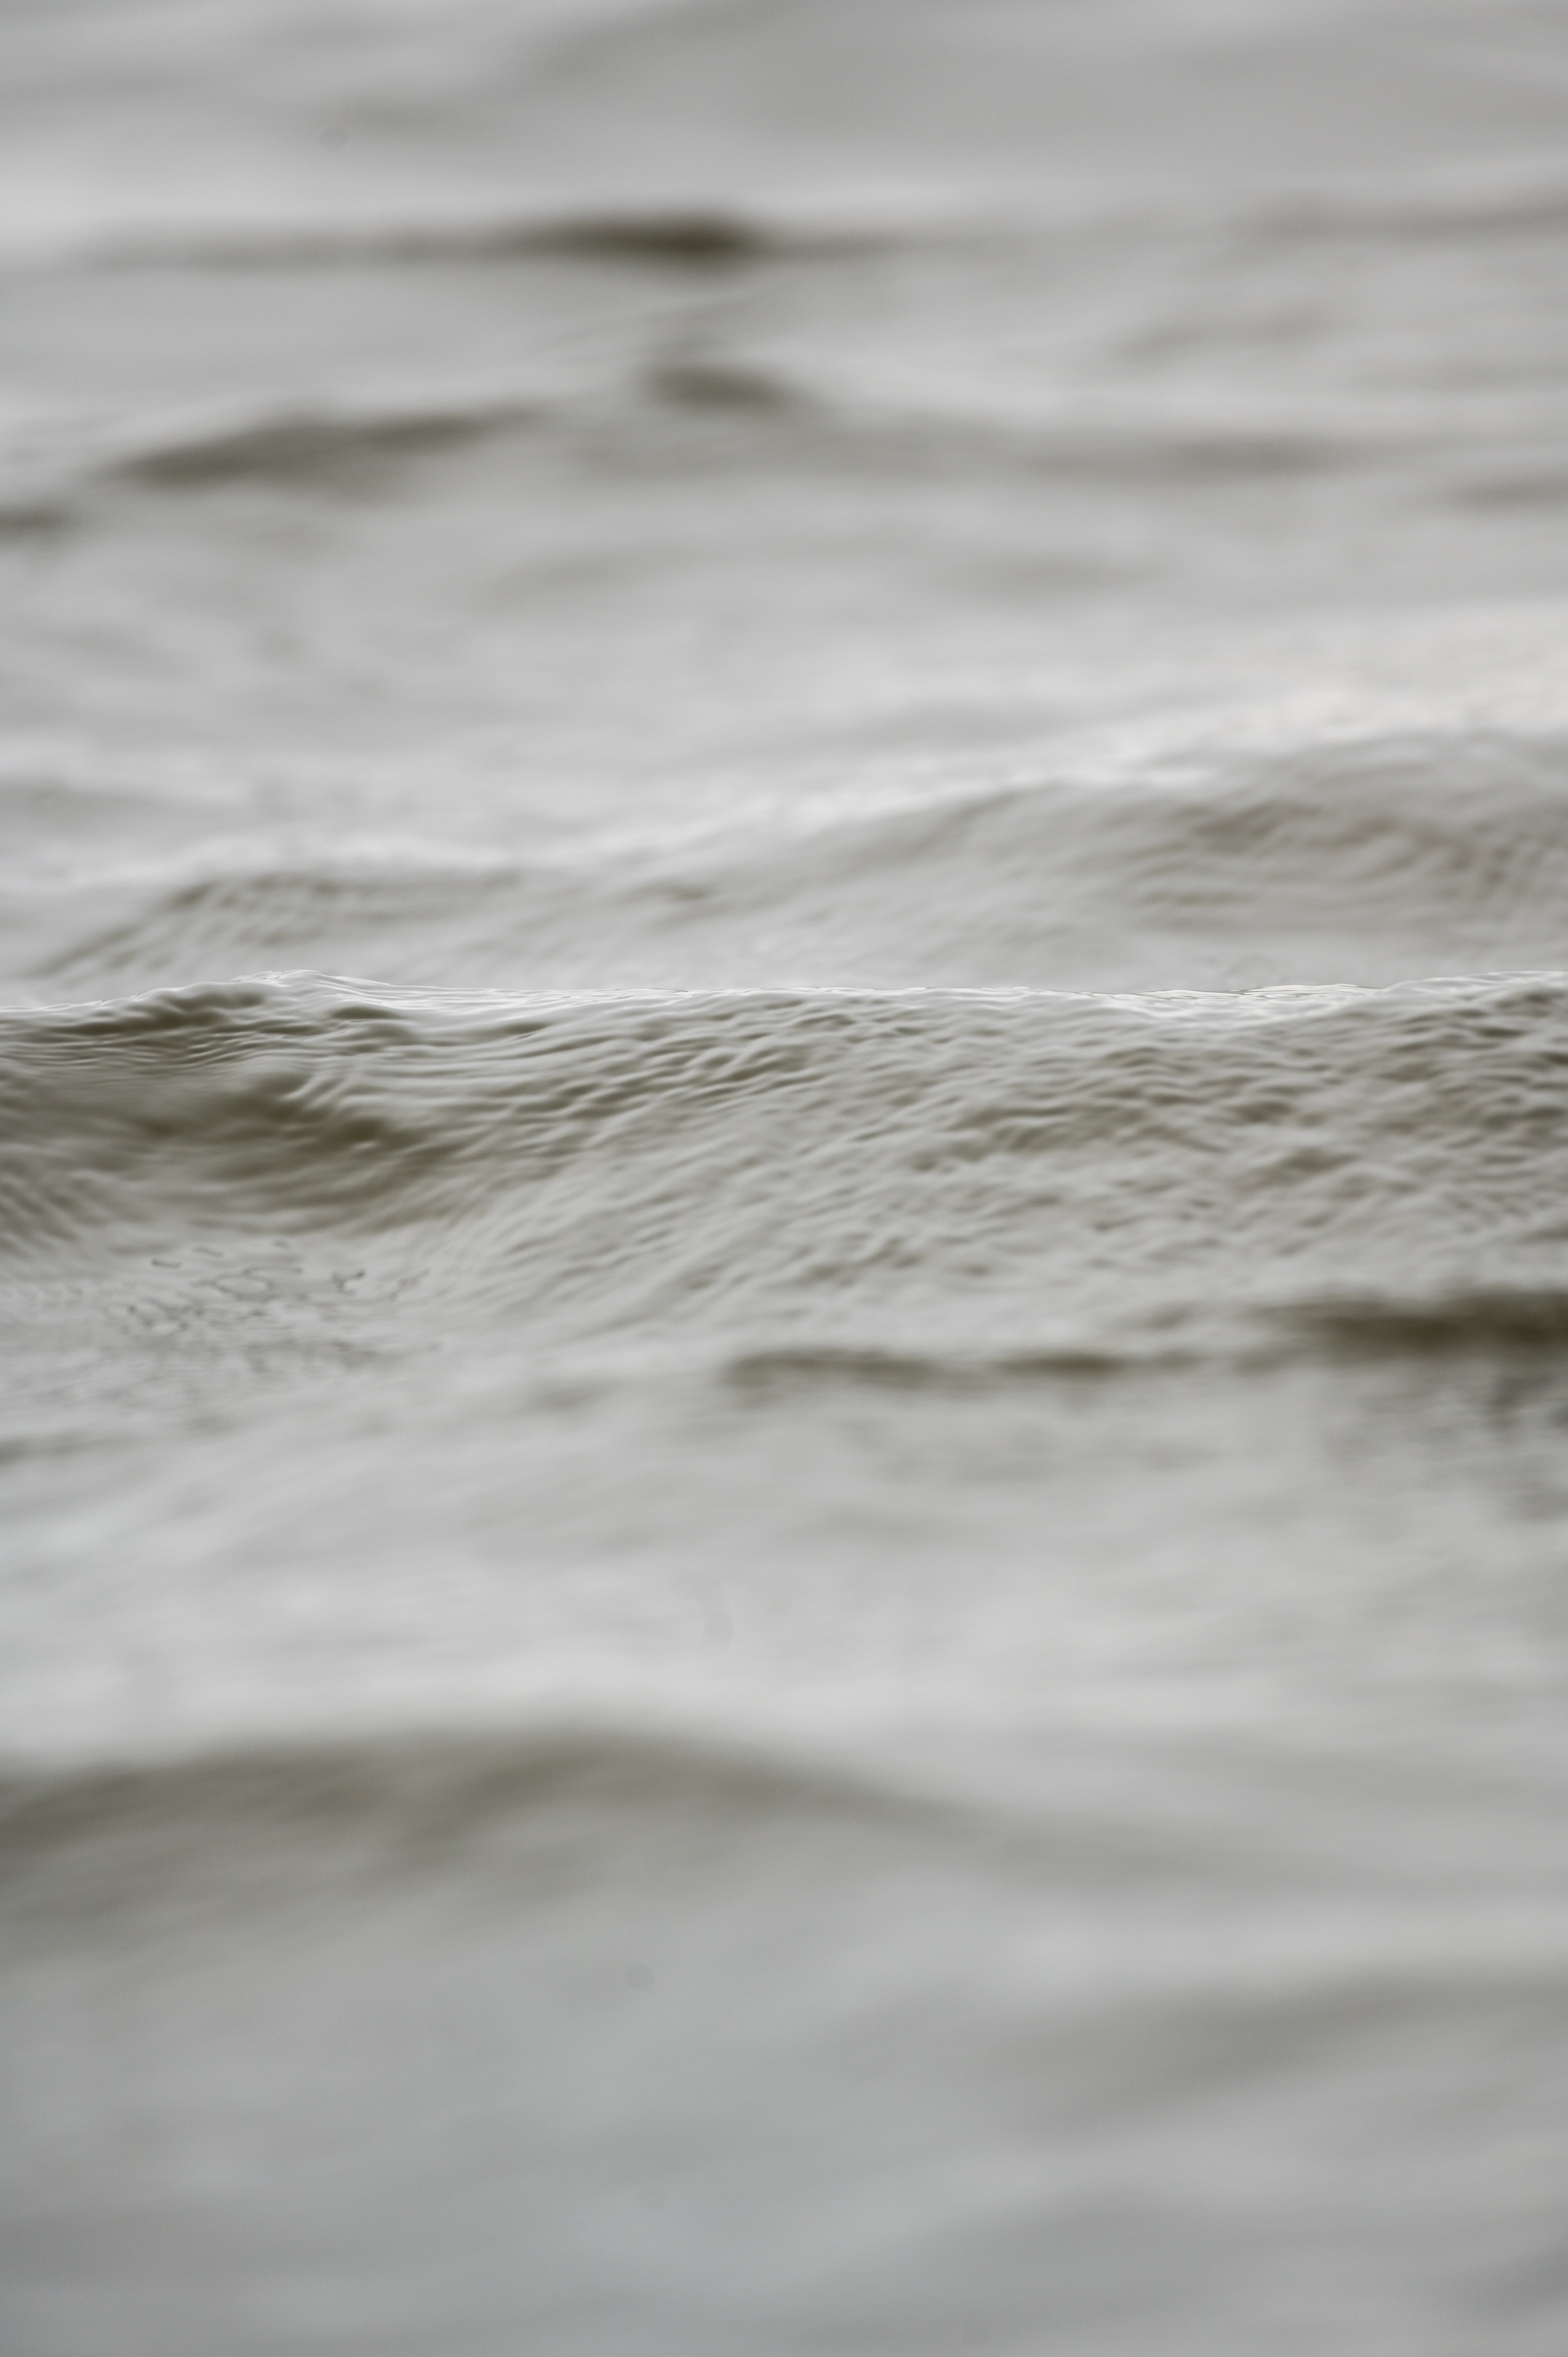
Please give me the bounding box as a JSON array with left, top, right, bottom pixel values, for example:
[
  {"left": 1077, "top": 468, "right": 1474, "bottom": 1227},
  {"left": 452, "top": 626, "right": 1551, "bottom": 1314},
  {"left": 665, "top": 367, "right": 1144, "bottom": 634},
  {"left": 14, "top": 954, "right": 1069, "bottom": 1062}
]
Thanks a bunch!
[{"left": 4, "top": 3, "right": 1568, "bottom": 2350}]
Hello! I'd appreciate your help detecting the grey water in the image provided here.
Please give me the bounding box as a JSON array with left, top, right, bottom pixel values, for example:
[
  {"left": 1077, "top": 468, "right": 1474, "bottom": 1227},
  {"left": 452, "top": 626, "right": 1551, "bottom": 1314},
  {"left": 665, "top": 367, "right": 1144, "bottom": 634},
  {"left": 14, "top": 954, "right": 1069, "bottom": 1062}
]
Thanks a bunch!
[{"left": 4, "top": 3, "right": 1568, "bottom": 2351}]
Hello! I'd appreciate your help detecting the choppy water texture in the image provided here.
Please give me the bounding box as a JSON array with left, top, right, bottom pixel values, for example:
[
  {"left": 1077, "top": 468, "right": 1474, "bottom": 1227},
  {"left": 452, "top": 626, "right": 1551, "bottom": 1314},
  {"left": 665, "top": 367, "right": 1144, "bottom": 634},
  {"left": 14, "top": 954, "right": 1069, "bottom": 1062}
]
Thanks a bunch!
[{"left": 5, "top": 4, "right": 1568, "bottom": 2352}]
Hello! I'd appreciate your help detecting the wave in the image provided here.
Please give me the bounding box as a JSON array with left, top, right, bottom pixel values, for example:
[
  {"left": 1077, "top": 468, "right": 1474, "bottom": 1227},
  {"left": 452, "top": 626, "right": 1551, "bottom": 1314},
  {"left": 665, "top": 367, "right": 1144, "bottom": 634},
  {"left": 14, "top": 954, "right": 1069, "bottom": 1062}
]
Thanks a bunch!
[
  {"left": 94, "top": 387, "right": 555, "bottom": 498},
  {"left": 0, "top": 360, "right": 1405, "bottom": 529},
  {"left": 665, "top": 728, "right": 1568, "bottom": 991},
  {"left": 109, "top": 400, "right": 544, "bottom": 493},
  {"left": 18, "top": 145, "right": 1568, "bottom": 285},
  {"left": 716, "top": 1288, "right": 1568, "bottom": 1390},
  {"left": 1273, "top": 1287, "right": 1568, "bottom": 1357},
  {"left": 4, "top": 972, "right": 1567, "bottom": 1359},
  {"left": 16, "top": 853, "right": 603, "bottom": 1002},
  {"left": 0, "top": 393, "right": 540, "bottom": 528},
  {"left": 53, "top": 198, "right": 903, "bottom": 275},
  {"left": 6, "top": 1721, "right": 1566, "bottom": 2043},
  {"left": 0, "top": 1716, "right": 953, "bottom": 1892},
  {"left": 25, "top": 158, "right": 1568, "bottom": 291},
  {"left": 0, "top": 368, "right": 812, "bottom": 521},
  {"left": 716, "top": 1343, "right": 1170, "bottom": 1396},
  {"left": 29, "top": 729, "right": 1568, "bottom": 999}
]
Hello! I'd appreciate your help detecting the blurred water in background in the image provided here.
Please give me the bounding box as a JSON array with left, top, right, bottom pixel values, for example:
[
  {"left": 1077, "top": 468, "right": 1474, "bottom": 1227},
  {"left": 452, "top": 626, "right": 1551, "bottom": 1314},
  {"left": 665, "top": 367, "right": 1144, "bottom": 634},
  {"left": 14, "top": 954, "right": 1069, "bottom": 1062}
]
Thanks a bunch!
[{"left": 4, "top": 4, "right": 1568, "bottom": 2350}]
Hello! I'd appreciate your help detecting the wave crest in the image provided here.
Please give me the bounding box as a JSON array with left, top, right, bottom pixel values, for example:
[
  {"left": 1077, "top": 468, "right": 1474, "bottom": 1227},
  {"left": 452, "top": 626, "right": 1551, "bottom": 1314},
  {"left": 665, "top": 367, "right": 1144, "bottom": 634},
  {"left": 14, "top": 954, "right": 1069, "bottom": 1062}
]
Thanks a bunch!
[{"left": 4, "top": 973, "right": 1568, "bottom": 1361}]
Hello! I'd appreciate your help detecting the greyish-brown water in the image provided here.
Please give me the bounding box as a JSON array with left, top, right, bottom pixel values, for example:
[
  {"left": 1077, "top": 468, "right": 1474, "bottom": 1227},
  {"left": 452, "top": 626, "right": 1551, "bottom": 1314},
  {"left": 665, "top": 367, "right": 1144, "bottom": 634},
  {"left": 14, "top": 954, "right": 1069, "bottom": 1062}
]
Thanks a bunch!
[{"left": 5, "top": 3, "right": 1568, "bottom": 2351}]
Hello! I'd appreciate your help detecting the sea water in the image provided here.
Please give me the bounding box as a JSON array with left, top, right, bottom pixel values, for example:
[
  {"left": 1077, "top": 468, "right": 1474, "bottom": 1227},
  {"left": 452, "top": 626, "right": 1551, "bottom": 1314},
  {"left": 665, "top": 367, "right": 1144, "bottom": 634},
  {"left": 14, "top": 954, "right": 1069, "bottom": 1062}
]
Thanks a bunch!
[{"left": 4, "top": 4, "right": 1568, "bottom": 2350}]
